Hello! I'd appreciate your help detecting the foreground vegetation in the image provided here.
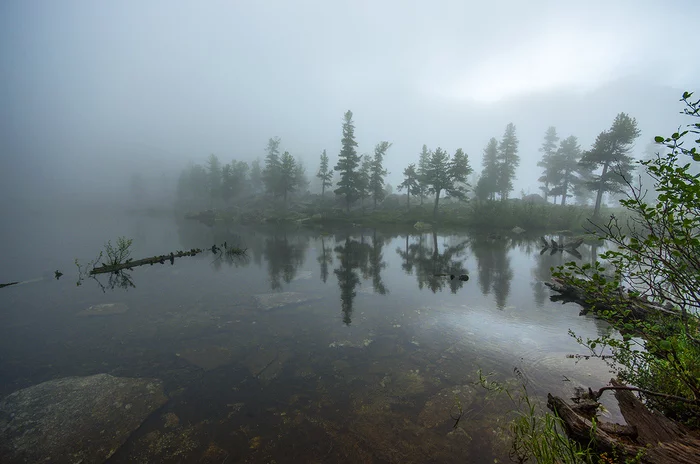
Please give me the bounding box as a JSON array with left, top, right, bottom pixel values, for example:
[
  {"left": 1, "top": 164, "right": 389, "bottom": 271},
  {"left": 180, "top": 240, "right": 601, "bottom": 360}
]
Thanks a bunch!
[{"left": 505, "top": 92, "right": 700, "bottom": 463}]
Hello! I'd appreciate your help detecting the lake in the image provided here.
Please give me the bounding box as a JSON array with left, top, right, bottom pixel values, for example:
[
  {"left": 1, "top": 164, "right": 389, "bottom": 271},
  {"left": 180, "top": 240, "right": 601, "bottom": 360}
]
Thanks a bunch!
[{"left": 0, "top": 211, "right": 615, "bottom": 463}]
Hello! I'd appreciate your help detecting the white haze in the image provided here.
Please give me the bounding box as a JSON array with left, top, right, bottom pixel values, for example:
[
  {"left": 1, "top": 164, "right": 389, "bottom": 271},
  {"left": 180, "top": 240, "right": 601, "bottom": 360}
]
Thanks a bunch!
[{"left": 1, "top": 0, "right": 698, "bottom": 214}]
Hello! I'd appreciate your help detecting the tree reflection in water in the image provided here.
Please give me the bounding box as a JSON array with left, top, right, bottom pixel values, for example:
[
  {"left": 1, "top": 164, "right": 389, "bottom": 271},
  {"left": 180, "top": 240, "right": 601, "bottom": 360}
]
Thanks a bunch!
[{"left": 396, "top": 231, "right": 470, "bottom": 294}]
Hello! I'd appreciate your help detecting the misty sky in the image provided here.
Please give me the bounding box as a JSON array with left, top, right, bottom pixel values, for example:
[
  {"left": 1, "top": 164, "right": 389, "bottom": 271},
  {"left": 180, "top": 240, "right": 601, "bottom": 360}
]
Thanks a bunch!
[{"left": 2, "top": 0, "right": 698, "bottom": 210}]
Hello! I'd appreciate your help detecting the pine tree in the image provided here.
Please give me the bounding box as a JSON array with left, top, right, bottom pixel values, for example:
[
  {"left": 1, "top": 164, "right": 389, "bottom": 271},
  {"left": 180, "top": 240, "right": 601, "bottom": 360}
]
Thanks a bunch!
[
  {"left": 262, "top": 137, "right": 282, "bottom": 197},
  {"left": 549, "top": 136, "right": 581, "bottom": 205},
  {"left": 370, "top": 141, "right": 391, "bottom": 208},
  {"left": 579, "top": 113, "right": 641, "bottom": 217},
  {"left": 316, "top": 149, "right": 333, "bottom": 198},
  {"left": 357, "top": 155, "right": 372, "bottom": 208},
  {"left": 334, "top": 111, "right": 361, "bottom": 212},
  {"left": 422, "top": 147, "right": 472, "bottom": 217},
  {"left": 447, "top": 148, "right": 473, "bottom": 200},
  {"left": 479, "top": 137, "right": 500, "bottom": 200},
  {"left": 278, "top": 151, "right": 299, "bottom": 206},
  {"left": 496, "top": 123, "right": 519, "bottom": 200},
  {"left": 397, "top": 163, "right": 419, "bottom": 210},
  {"left": 537, "top": 126, "right": 559, "bottom": 202},
  {"left": 417, "top": 144, "right": 431, "bottom": 205}
]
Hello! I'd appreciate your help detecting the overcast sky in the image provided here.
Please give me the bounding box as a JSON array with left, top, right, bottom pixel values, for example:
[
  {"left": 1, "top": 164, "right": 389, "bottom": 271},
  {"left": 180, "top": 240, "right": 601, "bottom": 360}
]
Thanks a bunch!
[{"left": 1, "top": 0, "right": 698, "bottom": 210}]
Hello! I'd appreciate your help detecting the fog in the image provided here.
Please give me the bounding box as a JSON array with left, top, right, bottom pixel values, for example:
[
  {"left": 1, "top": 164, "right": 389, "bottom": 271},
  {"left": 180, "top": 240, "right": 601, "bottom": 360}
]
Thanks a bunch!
[{"left": 1, "top": 0, "right": 698, "bottom": 214}]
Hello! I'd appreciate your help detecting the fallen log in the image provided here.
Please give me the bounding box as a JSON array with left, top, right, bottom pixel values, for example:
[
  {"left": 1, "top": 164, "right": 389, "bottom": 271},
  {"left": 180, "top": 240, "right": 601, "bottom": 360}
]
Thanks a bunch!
[
  {"left": 89, "top": 249, "right": 204, "bottom": 275},
  {"left": 0, "top": 281, "right": 19, "bottom": 289},
  {"left": 545, "top": 276, "right": 681, "bottom": 321},
  {"left": 548, "top": 379, "right": 700, "bottom": 463}
]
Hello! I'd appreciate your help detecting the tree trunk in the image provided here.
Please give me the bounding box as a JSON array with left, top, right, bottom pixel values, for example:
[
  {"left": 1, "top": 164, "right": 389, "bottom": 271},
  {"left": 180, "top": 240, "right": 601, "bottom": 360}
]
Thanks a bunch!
[
  {"left": 561, "top": 176, "right": 569, "bottom": 206},
  {"left": 407, "top": 191, "right": 410, "bottom": 210},
  {"left": 594, "top": 162, "right": 609, "bottom": 217},
  {"left": 433, "top": 189, "right": 441, "bottom": 218}
]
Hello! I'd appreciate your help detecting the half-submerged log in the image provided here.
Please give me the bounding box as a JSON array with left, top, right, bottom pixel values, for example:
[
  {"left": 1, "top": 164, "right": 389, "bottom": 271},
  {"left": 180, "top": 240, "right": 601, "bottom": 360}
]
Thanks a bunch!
[
  {"left": 548, "top": 379, "right": 700, "bottom": 463},
  {"left": 545, "top": 276, "right": 681, "bottom": 321},
  {"left": 90, "top": 249, "right": 204, "bottom": 275}
]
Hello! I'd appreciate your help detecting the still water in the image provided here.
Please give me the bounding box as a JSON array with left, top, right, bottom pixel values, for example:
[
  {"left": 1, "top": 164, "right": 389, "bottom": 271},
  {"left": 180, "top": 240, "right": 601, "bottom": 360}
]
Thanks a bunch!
[{"left": 0, "top": 211, "right": 613, "bottom": 463}]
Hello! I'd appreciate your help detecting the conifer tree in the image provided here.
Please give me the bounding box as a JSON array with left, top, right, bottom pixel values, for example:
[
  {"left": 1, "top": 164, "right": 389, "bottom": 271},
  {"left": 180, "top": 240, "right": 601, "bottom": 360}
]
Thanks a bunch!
[
  {"left": 398, "top": 163, "right": 419, "bottom": 210},
  {"left": 579, "top": 113, "right": 641, "bottom": 216},
  {"left": 316, "top": 149, "right": 333, "bottom": 198},
  {"left": 537, "top": 126, "right": 559, "bottom": 202},
  {"left": 334, "top": 111, "right": 361, "bottom": 211},
  {"left": 262, "top": 137, "right": 282, "bottom": 197},
  {"left": 369, "top": 141, "right": 391, "bottom": 208},
  {"left": 496, "top": 123, "right": 519, "bottom": 200}
]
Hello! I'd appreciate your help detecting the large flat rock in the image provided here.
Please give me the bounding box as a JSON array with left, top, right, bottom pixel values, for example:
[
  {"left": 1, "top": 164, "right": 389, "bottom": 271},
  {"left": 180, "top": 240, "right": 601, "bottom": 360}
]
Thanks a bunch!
[
  {"left": 0, "top": 373, "right": 168, "bottom": 464},
  {"left": 253, "top": 292, "right": 321, "bottom": 311}
]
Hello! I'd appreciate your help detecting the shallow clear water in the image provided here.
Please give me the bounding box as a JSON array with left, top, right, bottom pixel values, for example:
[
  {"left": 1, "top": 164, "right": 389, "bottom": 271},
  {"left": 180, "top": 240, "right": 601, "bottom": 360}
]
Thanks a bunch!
[{"left": 0, "top": 212, "right": 614, "bottom": 463}]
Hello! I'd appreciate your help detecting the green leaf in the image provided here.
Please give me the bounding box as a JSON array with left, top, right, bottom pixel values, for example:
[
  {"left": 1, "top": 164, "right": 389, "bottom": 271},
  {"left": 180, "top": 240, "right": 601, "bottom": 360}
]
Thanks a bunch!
[
  {"left": 654, "top": 136, "right": 665, "bottom": 143},
  {"left": 659, "top": 340, "right": 672, "bottom": 351}
]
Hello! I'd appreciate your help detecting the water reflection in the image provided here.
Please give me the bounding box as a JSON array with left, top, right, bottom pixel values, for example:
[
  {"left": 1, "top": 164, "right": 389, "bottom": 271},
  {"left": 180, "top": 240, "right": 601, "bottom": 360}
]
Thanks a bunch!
[
  {"left": 317, "top": 235, "right": 334, "bottom": 284},
  {"left": 263, "top": 232, "right": 309, "bottom": 290},
  {"left": 396, "top": 231, "right": 470, "bottom": 293},
  {"left": 333, "top": 236, "right": 365, "bottom": 325},
  {"left": 470, "top": 235, "right": 513, "bottom": 309}
]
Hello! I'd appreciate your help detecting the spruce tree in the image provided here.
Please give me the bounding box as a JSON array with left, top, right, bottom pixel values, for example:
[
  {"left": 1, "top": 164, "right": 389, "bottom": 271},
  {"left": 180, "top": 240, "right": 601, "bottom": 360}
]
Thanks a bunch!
[
  {"left": 262, "top": 137, "right": 282, "bottom": 197},
  {"left": 579, "top": 113, "right": 640, "bottom": 217},
  {"left": 334, "top": 111, "right": 361, "bottom": 212},
  {"left": 278, "top": 151, "right": 299, "bottom": 206},
  {"left": 537, "top": 126, "right": 559, "bottom": 202},
  {"left": 370, "top": 141, "right": 391, "bottom": 208},
  {"left": 480, "top": 137, "right": 500, "bottom": 200},
  {"left": 316, "top": 149, "right": 333, "bottom": 198},
  {"left": 417, "top": 144, "right": 431, "bottom": 205},
  {"left": 398, "top": 163, "right": 419, "bottom": 210},
  {"left": 423, "top": 147, "right": 472, "bottom": 217},
  {"left": 549, "top": 135, "right": 582, "bottom": 205},
  {"left": 496, "top": 123, "right": 519, "bottom": 200}
]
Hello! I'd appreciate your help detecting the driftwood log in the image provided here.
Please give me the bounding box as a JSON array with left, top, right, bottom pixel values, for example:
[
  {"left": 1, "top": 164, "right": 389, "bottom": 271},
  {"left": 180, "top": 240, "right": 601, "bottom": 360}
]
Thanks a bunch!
[
  {"left": 89, "top": 249, "right": 204, "bottom": 275},
  {"left": 548, "top": 379, "right": 700, "bottom": 463},
  {"left": 545, "top": 276, "right": 681, "bottom": 321}
]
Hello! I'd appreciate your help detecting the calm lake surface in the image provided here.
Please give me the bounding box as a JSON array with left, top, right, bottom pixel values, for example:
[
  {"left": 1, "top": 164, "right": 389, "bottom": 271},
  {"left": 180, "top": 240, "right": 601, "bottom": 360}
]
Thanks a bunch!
[{"left": 0, "top": 211, "right": 614, "bottom": 463}]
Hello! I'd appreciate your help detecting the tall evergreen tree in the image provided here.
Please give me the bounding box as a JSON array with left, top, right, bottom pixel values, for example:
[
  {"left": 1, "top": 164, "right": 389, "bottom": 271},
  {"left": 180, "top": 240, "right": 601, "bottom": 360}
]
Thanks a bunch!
[
  {"left": 417, "top": 144, "right": 432, "bottom": 205},
  {"left": 262, "top": 137, "right": 282, "bottom": 197},
  {"left": 447, "top": 148, "right": 473, "bottom": 200},
  {"left": 537, "top": 126, "right": 559, "bottom": 202},
  {"left": 496, "top": 123, "right": 519, "bottom": 200},
  {"left": 357, "top": 155, "right": 372, "bottom": 208},
  {"left": 278, "top": 151, "right": 299, "bottom": 206},
  {"left": 316, "top": 149, "right": 333, "bottom": 198},
  {"left": 579, "top": 113, "right": 641, "bottom": 217},
  {"left": 370, "top": 141, "right": 391, "bottom": 208},
  {"left": 479, "top": 137, "right": 500, "bottom": 200},
  {"left": 334, "top": 111, "right": 361, "bottom": 212},
  {"left": 423, "top": 147, "right": 473, "bottom": 217},
  {"left": 549, "top": 136, "right": 582, "bottom": 205},
  {"left": 398, "top": 163, "right": 419, "bottom": 210}
]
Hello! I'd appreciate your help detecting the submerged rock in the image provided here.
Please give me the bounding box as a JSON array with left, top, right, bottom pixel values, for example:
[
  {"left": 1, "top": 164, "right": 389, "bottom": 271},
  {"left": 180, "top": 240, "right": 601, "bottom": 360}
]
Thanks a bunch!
[
  {"left": 253, "top": 292, "right": 321, "bottom": 311},
  {"left": 77, "top": 302, "right": 129, "bottom": 317},
  {"left": 0, "top": 373, "right": 167, "bottom": 464}
]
